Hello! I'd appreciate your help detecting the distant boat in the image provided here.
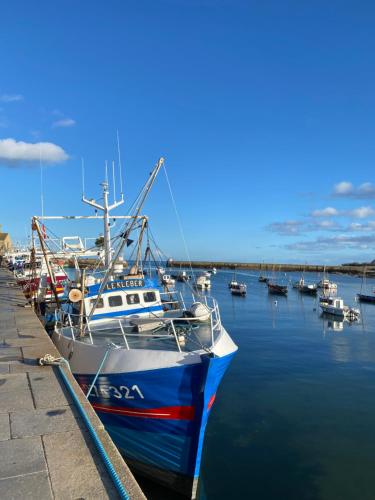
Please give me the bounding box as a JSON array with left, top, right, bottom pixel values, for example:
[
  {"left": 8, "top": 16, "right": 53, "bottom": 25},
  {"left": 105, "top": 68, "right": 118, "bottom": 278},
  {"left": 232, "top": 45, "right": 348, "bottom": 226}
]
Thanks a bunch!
[
  {"left": 292, "top": 277, "right": 304, "bottom": 289},
  {"left": 194, "top": 274, "right": 211, "bottom": 290},
  {"left": 316, "top": 267, "right": 337, "bottom": 292},
  {"left": 356, "top": 266, "right": 375, "bottom": 303},
  {"left": 258, "top": 262, "right": 268, "bottom": 283},
  {"left": 228, "top": 279, "right": 237, "bottom": 288},
  {"left": 357, "top": 293, "right": 375, "bottom": 303},
  {"left": 293, "top": 277, "right": 317, "bottom": 295},
  {"left": 317, "top": 278, "right": 337, "bottom": 291},
  {"left": 230, "top": 282, "right": 247, "bottom": 296},
  {"left": 228, "top": 268, "right": 246, "bottom": 295},
  {"left": 267, "top": 283, "right": 288, "bottom": 295},
  {"left": 175, "top": 270, "right": 190, "bottom": 282},
  {"left": 320, "top": 296, "right": 360, "bottom": 320},
  {"left": 267, "top": 265, "right": 288, "bottom": 295},
  {"left": 157, "top": 267, "right": 175, "bottom": 286},
  {"left": 300, "top": 283, "right": 318, "bottom": 295}
]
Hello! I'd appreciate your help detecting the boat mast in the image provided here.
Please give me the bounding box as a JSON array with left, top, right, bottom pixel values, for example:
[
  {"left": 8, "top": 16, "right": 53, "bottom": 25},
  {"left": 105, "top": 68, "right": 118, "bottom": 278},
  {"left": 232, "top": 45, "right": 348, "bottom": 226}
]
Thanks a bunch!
[
  {"left": 82, "top": 177, "right": 124, "bottom": 270},
  {"left": 85, "top": 157, "right": 165, "bottom": 326}
]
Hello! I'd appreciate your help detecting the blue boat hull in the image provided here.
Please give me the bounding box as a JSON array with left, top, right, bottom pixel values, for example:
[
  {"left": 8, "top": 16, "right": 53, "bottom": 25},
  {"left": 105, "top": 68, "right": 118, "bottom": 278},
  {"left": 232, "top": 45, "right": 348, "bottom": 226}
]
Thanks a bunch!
[{"left": 75, "top": 351, "right": 235, "bottom": 497}]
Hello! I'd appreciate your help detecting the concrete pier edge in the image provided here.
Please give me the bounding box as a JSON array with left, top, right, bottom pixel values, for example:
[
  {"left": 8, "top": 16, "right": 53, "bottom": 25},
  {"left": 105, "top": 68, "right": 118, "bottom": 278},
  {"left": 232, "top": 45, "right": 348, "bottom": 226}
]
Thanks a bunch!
[{"left": 0, "top": 266, "right": 146, "bottom": 500}]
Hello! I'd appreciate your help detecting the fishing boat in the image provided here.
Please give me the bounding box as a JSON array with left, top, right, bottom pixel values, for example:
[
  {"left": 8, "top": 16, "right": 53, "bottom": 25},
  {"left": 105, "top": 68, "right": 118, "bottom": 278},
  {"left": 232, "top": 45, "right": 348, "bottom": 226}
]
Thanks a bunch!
[
  {"left": 320, "top": 296, "right": 360, "bottom": 320},
  {"left": 316, "top": 267, "right": 337, "bottom": 292},
  {"left": 300, "top": 283, "right": 318, "bottom": 295},
  {"left": 44, "top": 158, "right": 237, "bottom": 498},
  {"left": 157, "top": 267, "right": 176, "bottom": 286},
  {"left": 194, "top": 273, "right": 211, "bottom": 290},
  {"left": 228, "top": 268, "right": 246, "bottom": 295},
  {"left": 230, "top": 282, "right": 247, "bottom": 296},
  {"left": 175, "top": 270, "right": 190, "bottom": 282},
  {"left": 267, "top": 265, "right": 288, "bottom": 295},
  {"left": 317, "top": 278, "right": 337, "bottom": 292},
  {"left": 267, "top": 282, "right": 288, "bottom": 295},
  {"left": 292, "top": 277, "right": 304, "bottom": 289},
  {"left": 294, "top": 277, "right": 317, "bottom": 295}
]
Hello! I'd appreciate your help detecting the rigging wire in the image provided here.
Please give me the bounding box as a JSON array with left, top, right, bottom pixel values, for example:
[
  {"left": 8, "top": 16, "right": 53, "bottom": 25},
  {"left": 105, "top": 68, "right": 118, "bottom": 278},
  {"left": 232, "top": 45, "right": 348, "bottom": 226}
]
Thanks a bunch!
[{"left": 162, "top": 163, "right": 198, "bottom": 293}]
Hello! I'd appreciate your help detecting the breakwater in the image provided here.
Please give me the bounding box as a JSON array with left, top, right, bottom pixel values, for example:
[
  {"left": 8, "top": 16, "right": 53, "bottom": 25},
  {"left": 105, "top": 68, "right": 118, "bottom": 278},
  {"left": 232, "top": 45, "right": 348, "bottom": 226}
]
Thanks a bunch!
[{"left": 168, "top": 260, "right": 375, "bottom": 276}]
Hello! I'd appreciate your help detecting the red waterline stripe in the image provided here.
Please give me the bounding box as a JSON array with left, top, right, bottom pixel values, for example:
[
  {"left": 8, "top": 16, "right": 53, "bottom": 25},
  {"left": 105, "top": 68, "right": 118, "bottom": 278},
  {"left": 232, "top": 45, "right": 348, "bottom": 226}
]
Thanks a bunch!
[
  {"left": 92, "top": 403, "right": 195, "bottom": 421},
  {"left": 207, "top": 393, "right": 216, "bottom": 410}
]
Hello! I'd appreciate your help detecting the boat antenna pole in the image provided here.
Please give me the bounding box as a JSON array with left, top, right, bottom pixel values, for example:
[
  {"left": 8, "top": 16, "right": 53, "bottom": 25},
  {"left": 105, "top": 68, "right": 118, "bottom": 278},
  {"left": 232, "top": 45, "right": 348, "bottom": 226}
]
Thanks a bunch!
[
  {"left": 85, "top": 157, "right": 164, "bottom": 327},
  {"left": 82, "top": 164, "right": 124, "bottom": 270},
  {"left": 81, "top": 158, "right": 85, "bottom": 198},
  {"left": 117, "top": 130, "right": 124, "bottom": 197}
]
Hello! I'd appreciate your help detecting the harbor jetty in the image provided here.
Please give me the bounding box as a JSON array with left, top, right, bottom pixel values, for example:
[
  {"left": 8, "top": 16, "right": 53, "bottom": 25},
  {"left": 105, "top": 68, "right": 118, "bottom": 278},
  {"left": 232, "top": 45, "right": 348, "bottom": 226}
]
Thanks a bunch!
[
  {"left": 168, "top": 260, "right": 375, "bottom": 276},
  {"left": 0, "top": 266, "right": 145, "bottom": 500}
]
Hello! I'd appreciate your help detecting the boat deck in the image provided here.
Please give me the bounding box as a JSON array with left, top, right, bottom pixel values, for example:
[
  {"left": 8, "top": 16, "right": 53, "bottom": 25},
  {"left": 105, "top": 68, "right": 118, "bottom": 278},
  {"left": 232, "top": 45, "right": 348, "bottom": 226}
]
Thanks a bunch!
[{"left": 59, "top": 314, "right": 219, "bottom": 353}]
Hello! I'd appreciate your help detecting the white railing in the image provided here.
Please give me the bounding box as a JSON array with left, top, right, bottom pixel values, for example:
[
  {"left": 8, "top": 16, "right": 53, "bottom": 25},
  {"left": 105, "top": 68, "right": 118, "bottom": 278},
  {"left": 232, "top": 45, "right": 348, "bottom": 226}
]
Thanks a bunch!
[{"left": 54, "top": 295, "right": 222, "bottom": 354}]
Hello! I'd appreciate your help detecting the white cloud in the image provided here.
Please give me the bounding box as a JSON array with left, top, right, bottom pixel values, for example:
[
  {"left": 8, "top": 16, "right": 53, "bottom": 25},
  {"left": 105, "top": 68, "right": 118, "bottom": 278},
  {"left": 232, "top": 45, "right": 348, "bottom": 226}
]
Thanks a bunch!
[
  {"left": 311, "top": 207, "right": 339, "bottom": 217},
  {"left": 0, "top": 94, "right": 23, "bottom": 103},
  {"left": 357, "top": 182, "right": 375, "bottom": 197},
  {"left": 267, "top": 220, "right": 303, "bottom": 235},
  {"left": 333, "top": 180, "right": 375, "bottom": 199},
  {"left": 334, "top": 181, "right": 353, "bottom": 195},
  {"left": 52, "top": 118, "right": 76, "bottom": 128},
  {"left": 286, "top": 234, "right": 375, "bottom": 252},
  {"left": 311, "top": 220, "right": 337, "bottom": 229},
  {"left": 348, "top": 206, "right": 375, "bottom": 218},
  {"left": 0, "top": 138, "right": 69, "bottom": 166},
  {"left": 348, "top": 221, "right": 375, "bottom": 231}
]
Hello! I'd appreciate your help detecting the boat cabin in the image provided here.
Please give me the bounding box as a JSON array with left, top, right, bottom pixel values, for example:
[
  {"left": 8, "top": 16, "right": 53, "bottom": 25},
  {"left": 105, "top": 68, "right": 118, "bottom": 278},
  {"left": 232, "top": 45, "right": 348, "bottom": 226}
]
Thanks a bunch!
[{"left": 82, "top": 277, "right": 165, "bottom": 323}]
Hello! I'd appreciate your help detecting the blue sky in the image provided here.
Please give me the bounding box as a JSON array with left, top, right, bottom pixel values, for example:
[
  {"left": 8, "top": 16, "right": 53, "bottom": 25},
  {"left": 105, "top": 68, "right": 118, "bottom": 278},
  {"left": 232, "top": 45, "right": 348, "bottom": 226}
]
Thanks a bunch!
[{"left": 1, "top": 0, "right": 375, "bottom": 264}]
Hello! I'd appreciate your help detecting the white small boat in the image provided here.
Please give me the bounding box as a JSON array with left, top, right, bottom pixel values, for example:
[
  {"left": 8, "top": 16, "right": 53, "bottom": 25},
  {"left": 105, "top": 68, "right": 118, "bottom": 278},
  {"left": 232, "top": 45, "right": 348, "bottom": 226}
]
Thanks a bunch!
[
  {"left": 230, "top": 283, "right": 247, "bottom": 296},
  {"left": 317, "top": 278, "right": 337, "bottom": 291},
  {"left": 176, "top": 270, "right": 190, "bottom": 282},
  {"left": 194, "top": 274, "right": 211, "bottom": 290},
  {"left": 292, "top": 277, "right": 304, "bottom": 289},
  {"left": 228, "top": 279, "right": 238, "bottom": 289},
  {"left": 162, "top": 274, "right": 175, "bottom": 286},
  {"left": 157, "top": 268, "right": 175, "bottom": 286},
  {"left": 320, "top": 297, "right": 360, "bottom": 320}
]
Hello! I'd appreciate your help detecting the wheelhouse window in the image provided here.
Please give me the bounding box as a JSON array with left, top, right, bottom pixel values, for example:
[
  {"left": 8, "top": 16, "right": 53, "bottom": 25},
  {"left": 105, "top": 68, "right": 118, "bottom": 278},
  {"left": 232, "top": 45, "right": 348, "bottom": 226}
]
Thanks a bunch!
[
  {"left": 143, "top": 291, "right": 156, "bottom": 303},
  {"left": 108, "top": 295, "right": 123, "bottom": 307},
  {"left": 90, "top": 298, "right": 104, "bottom": 309},
  {"left": 126, "top": 293, "right": 140, "bottom": 305}
]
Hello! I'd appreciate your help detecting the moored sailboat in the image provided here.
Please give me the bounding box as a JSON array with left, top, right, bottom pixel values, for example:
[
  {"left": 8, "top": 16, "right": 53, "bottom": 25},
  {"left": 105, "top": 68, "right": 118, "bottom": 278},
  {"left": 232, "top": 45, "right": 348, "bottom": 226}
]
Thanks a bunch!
[{"left": 356, "top": 266, "right": 375, "bottom": 303}]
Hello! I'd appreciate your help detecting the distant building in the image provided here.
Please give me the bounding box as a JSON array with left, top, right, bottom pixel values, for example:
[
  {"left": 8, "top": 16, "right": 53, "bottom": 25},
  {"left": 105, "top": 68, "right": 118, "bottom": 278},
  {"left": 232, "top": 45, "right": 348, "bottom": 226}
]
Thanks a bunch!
[{"left": 0, "top": 225, "right": 12, "bottom": 254}]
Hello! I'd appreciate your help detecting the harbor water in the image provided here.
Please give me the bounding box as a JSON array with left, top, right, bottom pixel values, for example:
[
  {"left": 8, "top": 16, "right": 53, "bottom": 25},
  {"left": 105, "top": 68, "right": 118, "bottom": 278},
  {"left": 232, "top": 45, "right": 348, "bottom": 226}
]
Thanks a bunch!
[{"left": 140, "top": 269, "right": 375, "bottom": 499}]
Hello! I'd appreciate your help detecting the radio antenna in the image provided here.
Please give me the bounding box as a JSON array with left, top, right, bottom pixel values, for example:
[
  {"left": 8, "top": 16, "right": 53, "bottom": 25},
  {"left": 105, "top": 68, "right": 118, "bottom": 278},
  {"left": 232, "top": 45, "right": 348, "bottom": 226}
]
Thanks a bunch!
[
  {"left": 117, "top": 129, "right": 124, "bottom": 196},
  {"left": 112, "top": 160, "right": 116, "bottom": 203},
  {"left": 105, "top": 160, "right": 109, "bottom": 185},
  {"left": 81, "top": 157, "right": 85, "bottom": 198}
]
